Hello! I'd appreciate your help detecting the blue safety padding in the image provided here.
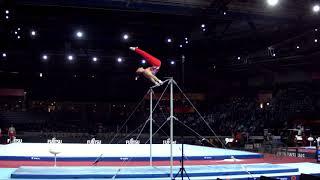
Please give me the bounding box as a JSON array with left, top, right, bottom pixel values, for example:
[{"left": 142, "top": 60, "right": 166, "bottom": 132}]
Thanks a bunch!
[{"left": 10, "top": 164, "right": 298, "bottom": 179}]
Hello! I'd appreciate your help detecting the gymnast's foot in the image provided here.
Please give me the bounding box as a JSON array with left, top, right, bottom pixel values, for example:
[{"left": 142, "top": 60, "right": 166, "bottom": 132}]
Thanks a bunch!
[{"left": 129, "top": 47, "right": 138, "bottom": 51}]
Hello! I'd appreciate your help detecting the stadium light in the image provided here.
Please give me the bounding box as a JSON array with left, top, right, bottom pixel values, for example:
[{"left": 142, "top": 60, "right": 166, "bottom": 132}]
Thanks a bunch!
[
  {"left": 42, "top": 55, "right": 48, "bottom": 60},
  {"left": 267, "top": 0, "right": 279, "bottom": 6},
  {"left": 313, "top": 4, "right": 320, "bottom": 13},
  {"left": 31, "top": 30, "right": 36, "bottom": 36},
  {"left": 123, "top": 34, "right": 129, "bottom": 40},
  {"left": 68, "top": 55, "right": 74, "bottom": 61},
  {"left": 76, "top": 31, "right": 83, "bottom": 38},
  {"left": 260, "top": 103, "right": 264, "bottom": 109}
]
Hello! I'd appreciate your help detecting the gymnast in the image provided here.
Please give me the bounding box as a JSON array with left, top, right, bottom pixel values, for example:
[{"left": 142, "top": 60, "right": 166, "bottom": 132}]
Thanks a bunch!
[{"left": 129, "top": 47, "right": 163, "bottom": 86}]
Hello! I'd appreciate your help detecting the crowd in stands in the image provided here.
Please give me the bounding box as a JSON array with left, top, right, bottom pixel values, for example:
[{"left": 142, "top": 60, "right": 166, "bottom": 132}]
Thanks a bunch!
[
  {"left": 0, "top": 83, "right": 320, "bottom": 147},
  {"left": 150, "top": 83, "right": 317, "bottom": 139}
]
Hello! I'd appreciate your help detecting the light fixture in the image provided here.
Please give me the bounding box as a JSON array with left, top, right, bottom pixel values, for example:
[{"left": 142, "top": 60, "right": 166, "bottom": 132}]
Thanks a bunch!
[
  {"left": 313, "top": 4, "right": 320, "bottom": 12},
  {"left": 17, "top": 36, "right": 20, "bottom": 39},
  {"left": 179, "top": 44, "right": 183, "bottom": 48},
  {"left": 237, "top": 56, "right": 241, "bottom": 60},
  {"left": 17, "top": 28, "right": 20, "bottom": 31},
  {"left": 167, "top": 38, "right": 172, "bottom": 43},
  {"left": 92, "top": 57, "right": 98, "bottom": 62},
  {"left": 272, "top": 53, "right": 276, "bottom": 56},
  {"left": 123, "top": 34, "right": 129, "bottom": 40},
  {"left": 185, "top": 37, "right": 188, "bottom": 40},
  {"left": 202, "top": 28, "right": 206, "bottom": 32},
  {"left": 267, "top": 0, "right": 279, "bottom": 6},
  {"left": 42, "top": 55, "right": 48, "bottom": 60},
  {"left": 315, "top": 39, "right": 318, "bottom": 43},
  {"left": 141, "top": 60, "right": 146, "bottom": 64},
  {"left": 170, "top": 60, "right": 175, "bottom": 65},
  {"left": 201, "top": 24, "right": 206, "bottom": 28},
  {"left": 39, "top": 73, "right": 43, "bottom": 78},
  {"left": 296, "top": 45, "right": 300, "bottom": 49},
  {"left": 185, "top": 41, "right": 189, "bottom": 44},
  {"left": 223, "top": 12, "right": 227, "bottom": 15},
  {"left": 5, "top": 10, "right": 9, "bottom": 14},
  {"left": 2, "top": 53, "right": 6, "bottom": 57},
  {"left": 76, "top": 31, "right": 83, "bottom": 38},
  {"left": 5, "top": 16, "right": 9, "bottom": 19},
  {"left": 315, "top": 28, "right": 318, "bottom": 31},
  {"left": 68, "top": 55, "right": 74, "bottom": 61},
  {"left": 117, "top": 57, "right": 123, "bottom": 62},
  {"left": 31, "top": 30, "right": 36, "bottom": 36},
  {"left": 14, "top": 31, "right": 17, "bottom": 35}
]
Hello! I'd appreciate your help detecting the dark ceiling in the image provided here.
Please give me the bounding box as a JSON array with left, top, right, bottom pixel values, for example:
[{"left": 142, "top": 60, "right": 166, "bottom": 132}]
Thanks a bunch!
[{"left": 0, "top": 0, "right": 319, "bottom": 100}]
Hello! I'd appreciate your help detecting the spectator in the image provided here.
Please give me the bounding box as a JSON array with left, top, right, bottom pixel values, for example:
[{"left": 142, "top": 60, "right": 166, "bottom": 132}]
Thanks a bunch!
[{"left": 8, "top": 124, "right": 16, "bottom": 143}]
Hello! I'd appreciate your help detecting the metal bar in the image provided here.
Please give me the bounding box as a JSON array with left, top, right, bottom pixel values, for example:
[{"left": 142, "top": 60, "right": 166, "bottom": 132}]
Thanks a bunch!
[
  {"left": 170, "top": 78, "right": 174, "bottom": 179},
  {"left": 150, "top": 79, "right": 170, "bottom": 89},
  {"left": 181, "top": 55, "right": 185, "bottom": 90},
  {"left": 149, "top": 89, "right": 153, "bottom": 166}
]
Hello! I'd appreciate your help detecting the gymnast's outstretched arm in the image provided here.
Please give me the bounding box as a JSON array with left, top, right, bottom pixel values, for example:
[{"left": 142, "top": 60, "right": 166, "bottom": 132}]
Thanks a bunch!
[{"left": 144, "top": 68, "right": 161, "bottom": 84}]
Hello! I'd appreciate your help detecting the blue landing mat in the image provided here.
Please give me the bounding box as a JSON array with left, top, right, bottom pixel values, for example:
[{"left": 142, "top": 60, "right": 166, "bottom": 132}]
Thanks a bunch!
[{"left": 11, "top": 164, "right": 298, "bottom": 179}]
